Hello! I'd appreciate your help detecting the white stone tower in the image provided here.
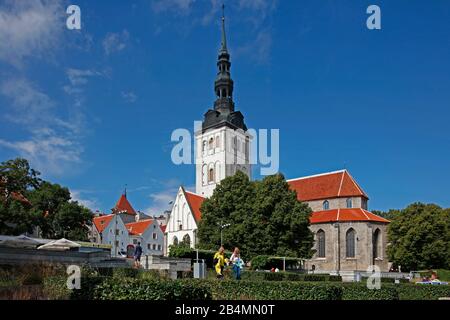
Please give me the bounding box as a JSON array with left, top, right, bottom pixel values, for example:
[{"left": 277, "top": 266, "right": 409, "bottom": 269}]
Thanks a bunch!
[{"left": 195, "top": 6, "right": 251, "bottom": 197}]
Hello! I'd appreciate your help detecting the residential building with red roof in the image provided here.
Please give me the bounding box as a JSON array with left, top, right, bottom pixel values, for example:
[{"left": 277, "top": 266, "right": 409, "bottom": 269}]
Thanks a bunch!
[
  {"left": 91, "top": 213, "right": 129, "bottom": 257},
  {"left": 125, "top": 219, "right": 164, "bottom": 256}
]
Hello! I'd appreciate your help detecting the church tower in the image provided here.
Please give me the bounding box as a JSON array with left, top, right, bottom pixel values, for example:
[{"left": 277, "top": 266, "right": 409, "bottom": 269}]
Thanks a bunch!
[{"left": 195, "top": 6, "right": 252, "bottom": 197}]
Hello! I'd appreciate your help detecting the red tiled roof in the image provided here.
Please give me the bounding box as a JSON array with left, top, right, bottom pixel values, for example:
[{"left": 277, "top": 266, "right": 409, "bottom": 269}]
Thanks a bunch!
[
  {"left": 160, "top": 224, "right": 167, "bottom": 233},
  {"left": 125, "top": 219, "right": 152, "bottom": 235},
  {"left": 184, "top": 190, "right": 204, "bottom": 222},
  {"left": 310, "top": 208, "right": 389, "bottom": 224},
  {"left": 114, "top": 194, "right": 136, "bottom": 215},
  {"left": 287, "top": 170, "right": 368, "bottom": 202},
  {"left": 93, "top": 214, "right": 114, "bottom": 233}
]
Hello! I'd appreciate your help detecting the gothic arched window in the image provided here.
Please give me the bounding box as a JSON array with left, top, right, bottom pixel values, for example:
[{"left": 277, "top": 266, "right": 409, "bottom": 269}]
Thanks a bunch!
[
  {"left": 182, "top": 234, "right": 191, "bottom": 246},
  {"left": 346, "top": 228, "right": 356, "bottom": 258},
  {"left": 346, "top": 198, "right": 353, "bottom": 208},
  {"left": 173, "top": 236, "right": 179, "bottom": 246},
  {"left": 373, "top": 228, "right": 381, "bottom": 259},
  {"left": 323, "top": 200, "right": 330, "bottom": 210},
  {"left": 317, "top": 229, "right": 326, "bottom": 258}
]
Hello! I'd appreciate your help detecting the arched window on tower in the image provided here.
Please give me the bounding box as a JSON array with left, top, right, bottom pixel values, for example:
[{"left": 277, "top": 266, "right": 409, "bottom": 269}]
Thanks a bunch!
[
  {"left": 346, "top": 228, "right": 356, "bottom": 258},
  {"left": 323, "top": 200, "right": 329, "bottom": 210},
  {"left": 208, "top": 168, "right": 215, "bottom": 183},
  {"left": 346, "top": 198, "right": 353, "bottom": 208},
  {"left": 202, "top": 140, "right": 207, "bottom": 153},
  {"left": 216, "top": 135, "right": 220, "bottom": 148},
  {"left": 209, "top": 137, "right": 214, "bottom": 150},
  {"left": 317, "top": 229, "right": 326, "bottom": 258}
]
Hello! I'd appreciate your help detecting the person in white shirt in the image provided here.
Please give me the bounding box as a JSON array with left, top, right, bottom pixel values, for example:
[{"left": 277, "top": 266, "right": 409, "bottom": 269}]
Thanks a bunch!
[{"left": 230, "top": 247, "right": 244, "bottom": 280}]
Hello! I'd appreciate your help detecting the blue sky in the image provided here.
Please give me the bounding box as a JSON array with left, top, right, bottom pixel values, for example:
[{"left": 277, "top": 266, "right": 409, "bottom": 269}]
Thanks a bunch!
[{"left": 0, "top": 0, "right": 449, "bottom": 214}]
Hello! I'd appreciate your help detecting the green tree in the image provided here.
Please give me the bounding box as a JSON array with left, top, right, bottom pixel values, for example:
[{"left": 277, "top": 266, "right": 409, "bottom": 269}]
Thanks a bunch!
[
  {"left": 0, "top": 158, "right": 92, "bottom": 240},
  {"left": 0, "top": 158, "right": 41, "bottom": 193},
  {"left": 387, "top": 203, "right": 450, "bottom": 270},
  {"left": 197, "top": 171, "right": 255, "bottom": 256},
  {"left": 51, "top": 201, "right": 92, "bottom": 241},
  {"left": 0, "top": 158, "right": 41, "bottom": 235},
  {"left": 197, "top": 171, "right": 314, "bottom": 260},
  {"left": 28, "top": 182, "right": 92, "bottom": 240},
  {"left": 253, "top": 174, "right": 314, "bottom": 258}
]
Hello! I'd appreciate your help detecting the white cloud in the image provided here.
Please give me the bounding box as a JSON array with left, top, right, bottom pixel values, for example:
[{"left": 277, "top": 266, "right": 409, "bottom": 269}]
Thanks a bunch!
[
  {"left": 102, "top": 30, "right": 130, "bottom": 55},
  {"left": 121, "top": 91, "right": 137, "bottom": 103},
  {"left": 63, "top": 68, "right": 102, "bottom": 107},
  {"left": 0, "top": 77, "right": 86, "bottom": 176},
  {"left": 71, "top": 190, "right": 98, "bottom": 211},
  {"left": 235, "top": 28, "right": 272, "bottom": 64},
  {"left": 0, "top": 128, "right": 83, "bottom": 176},
  {"left": 0, "top": 78, "right": 54, "bottom": 124},
  {"left": 151, "top": 0, "right": 195, "bottom": 15},
  {"left": 146, "top": 189, "right": 177, "bottom": 215},
  {"left": 0, "top": 0, "right": 64, "bottom": 67}
]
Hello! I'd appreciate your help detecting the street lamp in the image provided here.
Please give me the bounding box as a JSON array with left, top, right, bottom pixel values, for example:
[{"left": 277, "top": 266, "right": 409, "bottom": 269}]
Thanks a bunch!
[{"left": 219, "top": 222, "right": 230, "bottom": 246}]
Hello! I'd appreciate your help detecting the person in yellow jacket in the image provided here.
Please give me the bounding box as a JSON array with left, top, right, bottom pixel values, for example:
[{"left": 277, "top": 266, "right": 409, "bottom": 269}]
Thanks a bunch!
[{"left": 213, "top": 246, "right": 226, "bottom": 279}]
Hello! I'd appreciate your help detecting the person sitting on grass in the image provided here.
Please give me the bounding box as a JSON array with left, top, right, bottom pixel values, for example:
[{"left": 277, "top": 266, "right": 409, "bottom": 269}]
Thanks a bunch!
[
  {"left": 213, "top": 246, "right": 226, "bottom": 279},
  {"left": 134, "top": 242, "right": 143, "bottom": 268}
]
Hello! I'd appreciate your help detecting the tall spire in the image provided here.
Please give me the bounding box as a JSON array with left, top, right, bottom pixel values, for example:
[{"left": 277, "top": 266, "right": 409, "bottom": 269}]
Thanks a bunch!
[
  {"left": 214, "top": 4, "right": 234, "bottom": 113},
  {"left": 220, "top": 4, "right": 227, "bottom": 53},
  {"left": 202, "top": 3, "right": 247, "bottom": 132}
]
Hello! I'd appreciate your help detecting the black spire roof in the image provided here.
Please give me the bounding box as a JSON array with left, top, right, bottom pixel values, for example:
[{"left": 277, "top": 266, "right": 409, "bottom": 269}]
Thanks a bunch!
[{"left": 202, "top": 5, "right": 247, "bottom": 132}]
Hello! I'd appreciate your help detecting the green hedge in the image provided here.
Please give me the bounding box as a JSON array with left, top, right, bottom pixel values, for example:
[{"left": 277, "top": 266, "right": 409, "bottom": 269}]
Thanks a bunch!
[
  {"left": 361, "top": 277, "right": 409, "bottom": 284},
  {"left": 209, "top": 280, "right": 342, "bottom": 300},
  {"left": 394, "top": 284, "right": 450, "bottom": 300},
  {"left": 250, "top": 255, "right": 302, "bottom": 270},
  {"left": 342, "top": 283, "right": 399, "bottom": 300},
  {"left": 240, "top": 271, "right": 342, "bottom": 282},
  {"left": 68, "top": 276, "right": 211, "bottom": 300},
  {"left": 42, "top": 275, "right": 450, "bottom": 301}
]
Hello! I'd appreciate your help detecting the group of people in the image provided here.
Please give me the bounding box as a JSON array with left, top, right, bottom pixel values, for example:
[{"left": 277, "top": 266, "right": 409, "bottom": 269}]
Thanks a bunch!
[
  {"left": 133, "top": 242, "right": 245, "bottom": 280},
  {"left": 213, "top": 246, "right": 244, "bottom": 280}
]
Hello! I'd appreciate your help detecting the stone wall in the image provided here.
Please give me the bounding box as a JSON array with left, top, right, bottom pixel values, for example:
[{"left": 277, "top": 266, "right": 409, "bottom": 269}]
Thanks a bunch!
[{"left": 305, "top": 221, "right": 389, "bottom": 272}]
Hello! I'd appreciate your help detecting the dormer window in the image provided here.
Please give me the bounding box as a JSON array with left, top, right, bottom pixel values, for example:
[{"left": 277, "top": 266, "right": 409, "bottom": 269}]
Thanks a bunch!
[
  {"left": 346, "top": 198, "right": 353, "bottom": 208},
  {"left": 323, "top": 200, "right": 329, "bottom": 210}
]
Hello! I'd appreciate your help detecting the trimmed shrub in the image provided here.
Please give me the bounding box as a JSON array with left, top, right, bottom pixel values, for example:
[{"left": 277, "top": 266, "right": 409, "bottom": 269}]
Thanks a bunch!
[
  {"left": 342, "top": 283, "right": 399, "bottom": 300},
  {"left": 394, "top": 284, "right": 450, "bottom": 300},
  {"left": 209, "top": 280, "right": 343, "bottom": 300},
  {"left": 93, "top": 278, "right": 212, "bottom": 300},
  {"left": 250, "top": 255, "right": 302, "bottom": 270},
  {"left": 263, "top": 272, "right": 285, "bottom": 281},
  {"left": 361, "top": 277, "right": 409, "bottom": 284}
]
